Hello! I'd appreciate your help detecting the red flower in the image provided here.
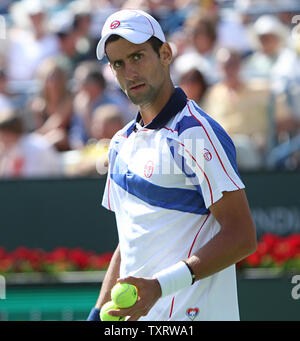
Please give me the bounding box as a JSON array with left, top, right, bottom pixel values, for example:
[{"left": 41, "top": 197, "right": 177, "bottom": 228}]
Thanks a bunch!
[
  {"left": 259, "top": 233, "right": 282, "bottom": 254},
  {"left": 0, "top": 253, "right": 13, "bottom": 273},
  {"left": 272, "top": 235, "right": 300, "bottom": 264},
  {"left": 244, "top": 252, "right": 261, "bottom": 267},
  {"left": 10, "top": 246, "right": 31, "bottom": 260},
  {"left": 238, "top": 233, "right": 300, "bottom": 270},
  {"left": 0, "top": 247, "right": 6, "bottom": 258},
  {"left": 0, "top": 246, "right": 114, "bottom": 274},
  {"left": 3, "top": 234, "right": 299, "bottom": 274},
  {"left": 68, "top": 248, "right": 91, "bottom": 270},
  {"left": 88, "top": 252, "right": 113, "bottom": 270},
  {"left": 286, "top": 234, "right": 300, "bottom": 254}
]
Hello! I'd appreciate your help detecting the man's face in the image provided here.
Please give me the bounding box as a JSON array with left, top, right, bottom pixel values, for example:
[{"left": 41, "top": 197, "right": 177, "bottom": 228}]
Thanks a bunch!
[
  {"left": 259, "top": 33, "right": 280, "bottom": 56},
  {"left": 105, "top": 38, "right": 168, "bottom": 106}
]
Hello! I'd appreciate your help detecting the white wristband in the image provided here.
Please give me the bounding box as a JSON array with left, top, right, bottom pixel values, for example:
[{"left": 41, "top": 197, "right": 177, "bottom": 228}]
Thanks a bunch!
[{"left": 153, "top": 261, "right": 193, "bottom": 298}]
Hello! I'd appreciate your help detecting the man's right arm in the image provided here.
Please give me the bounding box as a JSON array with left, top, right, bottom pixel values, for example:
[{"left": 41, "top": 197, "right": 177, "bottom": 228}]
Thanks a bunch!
[{"left": 87, "top": 244, "right": 121, "bottom": 321}]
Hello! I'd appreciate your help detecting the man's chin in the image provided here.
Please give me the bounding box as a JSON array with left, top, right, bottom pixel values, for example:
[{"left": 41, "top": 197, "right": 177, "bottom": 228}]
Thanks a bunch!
[
  {"left": 127, "top": 88, "right": 157, "bottom": 106},
  {"left": 127, "top": 93, "right": 147, "bottom": 106}
]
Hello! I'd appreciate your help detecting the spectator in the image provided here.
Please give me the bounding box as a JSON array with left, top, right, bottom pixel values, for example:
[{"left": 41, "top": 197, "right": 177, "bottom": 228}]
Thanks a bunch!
[
  {"left": 0, "top": 0, "right": 14, "bottom": 14},
  {"left": 0, "top": 69, "right": 13, "bottom": 110},
  {"left": 276, "top": 0, "right": 300, "bottom": 29},
  {"left": 52, "top": 13, "right": 81, "bottom": 74},
  {"left": 242, "top": 14, "right": 291, "bottom": 81},
  {"left": 71, "top": 61, "right": 133, "bottom": 147},
  {"left": 0, "top": 109, "right": 61, "bottom": 178},
  {"left": 201, "top": 0, "right": 252, "bottom": 55},
  {"left": 6, "top": 0, "right": 59, "bottom": 82},
  {"left": 28, "top": 58, "right": 74, "bottom": 151},
  {"left": 203, "top": 48, "right": 275, "bottom": 170},
  {"left": 271, "top": 19, "right": 300, "bottom": 137},
  {"left": 90, "top": 104, "right": 125, "bottom": 141},
  {"left": 144, "top": 0, "right": 194, "bottom": 36},
  {"left": 167, "top": 29, "right": 191, "bottom": 63},
  {"left": 179, "top": 68, "right": 209, "bottom": 107},
  {"left": 172, "top": 11, "right": 220, "bottom": 85},
  {"left": 68, "top": 0, "right": 97, "bottom": 62},
  {"left": 65, "top": 104, "right": 125, "bottom": 176},
  {"left": 264, "top": 21, "right": 300, "bottom": 169}
]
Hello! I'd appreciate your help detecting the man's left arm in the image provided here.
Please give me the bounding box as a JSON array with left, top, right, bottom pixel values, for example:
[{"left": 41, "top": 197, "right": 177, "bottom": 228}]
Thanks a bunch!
[{"left": 185, "top": 189, "right": 257, "bottom": 281}]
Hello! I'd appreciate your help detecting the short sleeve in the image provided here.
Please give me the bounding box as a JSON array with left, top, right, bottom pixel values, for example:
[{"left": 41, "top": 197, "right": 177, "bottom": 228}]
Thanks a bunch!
[{"left": 178, "top": 103, "right": 245, "bottom": 209}]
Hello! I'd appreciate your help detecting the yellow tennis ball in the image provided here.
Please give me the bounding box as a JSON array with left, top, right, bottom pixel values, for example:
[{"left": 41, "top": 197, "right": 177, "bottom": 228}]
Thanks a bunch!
[
  {"left": 100, "top": 301, "right": 125, "bottom": 321},
  {"left": 111, "top": 282, "right": 138, "bottom": 308}
]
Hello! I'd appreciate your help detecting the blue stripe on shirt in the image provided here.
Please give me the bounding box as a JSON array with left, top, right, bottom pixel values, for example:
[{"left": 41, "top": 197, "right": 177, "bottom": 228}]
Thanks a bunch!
[
  {"left": 174, "top": 114, "right": 202, "bottom": 136},
  {"left": 110, "top": 153, "right": 208, "bottom": 214}
]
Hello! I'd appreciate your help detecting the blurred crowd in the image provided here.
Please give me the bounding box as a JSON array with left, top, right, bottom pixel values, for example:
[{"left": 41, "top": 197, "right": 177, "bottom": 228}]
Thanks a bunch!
[{"left": 0, "top": 0, "right": 300, "bottom": 179}]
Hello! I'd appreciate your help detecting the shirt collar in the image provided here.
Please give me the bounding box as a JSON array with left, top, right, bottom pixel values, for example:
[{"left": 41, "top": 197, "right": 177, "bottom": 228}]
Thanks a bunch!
[{"left": 134, "top": 87, "right": 187, "bottom": 130}]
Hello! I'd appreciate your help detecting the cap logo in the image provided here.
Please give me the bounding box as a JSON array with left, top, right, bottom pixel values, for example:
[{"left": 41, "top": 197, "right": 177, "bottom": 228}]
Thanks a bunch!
[{"left": 110, "top": 20, "right": 120, "bottom": 29}]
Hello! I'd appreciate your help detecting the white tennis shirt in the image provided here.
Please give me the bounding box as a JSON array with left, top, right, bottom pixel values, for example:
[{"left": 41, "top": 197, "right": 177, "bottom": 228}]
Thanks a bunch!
[{"left": 102, "top": 87, "right": 244, "bottom": 321}]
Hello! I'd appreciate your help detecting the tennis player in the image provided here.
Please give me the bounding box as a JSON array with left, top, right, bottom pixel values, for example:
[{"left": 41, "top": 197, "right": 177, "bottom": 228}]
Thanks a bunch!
[{"left": 87, "top": 9, "right": 257, "bottom": 321}]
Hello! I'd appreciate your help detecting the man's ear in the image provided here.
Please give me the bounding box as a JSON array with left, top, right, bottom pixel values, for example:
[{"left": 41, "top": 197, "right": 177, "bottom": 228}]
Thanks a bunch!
[{"left": 159, "top": 42, "right": 173, "bottom": 67}]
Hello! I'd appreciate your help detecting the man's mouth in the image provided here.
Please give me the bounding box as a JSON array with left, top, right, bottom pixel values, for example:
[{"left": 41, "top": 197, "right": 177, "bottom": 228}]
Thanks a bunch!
[{"left": 129, "top": 83, "right": 146, "bottom": 92}]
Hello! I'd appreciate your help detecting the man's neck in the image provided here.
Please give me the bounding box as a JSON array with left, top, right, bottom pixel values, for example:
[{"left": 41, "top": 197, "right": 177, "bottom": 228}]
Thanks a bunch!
[{"left": 139, "top": 82, "right": 175, "bottom": 126}]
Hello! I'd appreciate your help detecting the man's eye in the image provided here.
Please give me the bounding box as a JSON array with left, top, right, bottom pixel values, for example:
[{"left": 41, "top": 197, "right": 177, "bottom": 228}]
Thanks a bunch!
[
  {"left": 114, "top": 61, "right": 123, "bottom": 68},
  {"left": 133, "top": 54, "right": 142, "bottom": 61}
]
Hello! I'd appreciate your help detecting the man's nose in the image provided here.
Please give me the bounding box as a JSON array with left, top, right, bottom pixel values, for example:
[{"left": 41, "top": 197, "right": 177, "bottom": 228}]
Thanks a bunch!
[{"left": 124, "top": 62, "right": 139, "bottom": 81}]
